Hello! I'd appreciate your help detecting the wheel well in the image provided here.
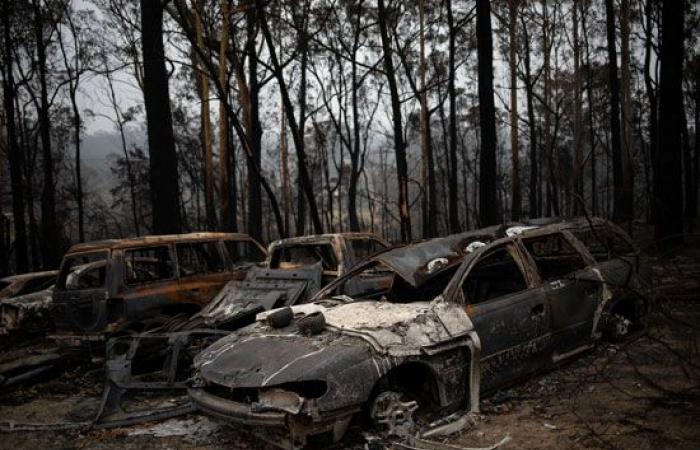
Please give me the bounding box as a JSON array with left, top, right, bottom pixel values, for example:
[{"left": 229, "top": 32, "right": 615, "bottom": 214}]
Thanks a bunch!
[
  {"left": 608, "top": 296, "right": 647, "bottom": 331},
  {"left": 371, "top": 361, "right": 440, "bottom": 411}
]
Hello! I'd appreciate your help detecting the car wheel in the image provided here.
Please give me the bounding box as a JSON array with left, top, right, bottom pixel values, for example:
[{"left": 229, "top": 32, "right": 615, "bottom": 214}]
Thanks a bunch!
[
  {"left": 605, "top": 313, "right": 633, "bottom": 342},
  {"left": 370, "top": 390, "right": 418, "bottom": 437}
]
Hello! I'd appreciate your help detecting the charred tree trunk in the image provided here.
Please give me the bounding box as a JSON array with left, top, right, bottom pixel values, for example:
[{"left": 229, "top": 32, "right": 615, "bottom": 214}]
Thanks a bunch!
[
  {"left": 141, "top": 0, "right": 182, "bottom": 234},
  {"left": 192, "top": 0, "right": 217, "bottom": 230},
  {"left": 583, "top": 2, "right": 597, "bottom": 215},
  {"left": 245, "top": 10, "right": 263, "bottom": 242},
  {"left": 655, "top": 1, "right": 684, "bottom": 243},
  {"left": 522, "top": 13, "right": 538, "bottom": 219},
  {"left": 348, "top": 2, "right": 363, "bottom": 232},
  {"left": 447, "top": 0, "right": 460, "bottom": 232},
  {"left": 619, "top": 0, "right": 634, "bottom": 224},
  {"left": 604, "top": 0, "right": 624, "bottom": 223},
  {"left": 218, "top": 0, "right": 234, "bottom": 232},
  {"left": 2, "top": 0, "right": 28, "bottom": 272},
  {"left": 377, "top": 0, "right": 412, "bottom": 242},
  {"left": 572, "top": 1, "right": 583, "bottom": 215},
  {"left": 418, "top": 0, "right": 432, "bottom": 238},
  {"left": 508, "top": 0, "right": 521, "bottom": 220},
  {"left": 33, "top": 0, "right": 61, "bottom": 267},
  {"left": 476, "top": 0, "right": 499, "bottom": 226}
]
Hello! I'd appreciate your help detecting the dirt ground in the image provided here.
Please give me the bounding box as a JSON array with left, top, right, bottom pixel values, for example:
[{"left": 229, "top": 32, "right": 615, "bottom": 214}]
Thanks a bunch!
[{"left": 1, "top": 244, "right": 698, "bottom": 450}]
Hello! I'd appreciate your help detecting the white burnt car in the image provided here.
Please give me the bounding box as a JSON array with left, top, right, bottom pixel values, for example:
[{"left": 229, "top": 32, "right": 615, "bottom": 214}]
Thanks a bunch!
[{"left": 188, "top": 218, "right": 649, "bottom": 449}]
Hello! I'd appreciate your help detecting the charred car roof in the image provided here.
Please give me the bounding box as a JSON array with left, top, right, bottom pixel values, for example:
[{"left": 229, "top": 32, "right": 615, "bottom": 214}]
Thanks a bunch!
[{"left": 65, "top": 232, "right": 264, "bottom": 254}]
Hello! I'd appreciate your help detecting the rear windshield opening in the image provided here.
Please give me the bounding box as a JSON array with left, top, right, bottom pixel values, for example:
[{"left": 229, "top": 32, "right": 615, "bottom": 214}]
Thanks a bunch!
[
  {"left": 325, "top": 261, "right": 457, "bottom": 304},
  {"left": 225, "top": 240, "right": 266, "bottom": 265},
  {"left": 271, "top": 244, "right": 338, "bottom": 271},
  {"left": 59, "top": 252, "right": 109, "bottom": 290}
]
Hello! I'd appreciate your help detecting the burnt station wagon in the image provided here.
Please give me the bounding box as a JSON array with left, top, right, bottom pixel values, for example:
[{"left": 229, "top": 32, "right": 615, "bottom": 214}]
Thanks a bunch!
[
  {"left": 188, "top": 218, "right": 648, "bottom": 449},
  {"left": 51, "top": 232, "right": 266, "bottom": 344}
]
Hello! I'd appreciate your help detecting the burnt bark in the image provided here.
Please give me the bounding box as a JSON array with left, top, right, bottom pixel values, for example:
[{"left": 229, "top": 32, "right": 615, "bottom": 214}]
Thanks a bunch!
[
  {"left": 604, "top": 0, "right": 624, "bottom": 223},
  {"left": 377, "top": 0, "right": 412, "bottom": 242},
  {"left": 447, "top": 0, "right": 460, "bottom": 232},
  {"left": 245, "top": 9, "right": 263, "bottom": 242},
  {"left": 141, "top": 0, "right": 182, "bottom": 234},
  {"left": 655, "top": 0, "right": 684, "bottom": 242},
  {"left": 476, "top": 0, "right": 499, "bottom": 226},
  {"left": 2, "top": 0, "right": 28, "bottom": 272},
  {"left": 33, "top": 0, "right": 61, "bottom": 267}
]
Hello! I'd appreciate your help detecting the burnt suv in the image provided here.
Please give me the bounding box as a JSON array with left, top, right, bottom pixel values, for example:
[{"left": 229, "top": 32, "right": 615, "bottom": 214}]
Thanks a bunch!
[
  {"left": 188, "top": 218, "right": 649, "bottom": 449},
  {"left": 51, "top": 232, "right": 265, "bottom": 343}
]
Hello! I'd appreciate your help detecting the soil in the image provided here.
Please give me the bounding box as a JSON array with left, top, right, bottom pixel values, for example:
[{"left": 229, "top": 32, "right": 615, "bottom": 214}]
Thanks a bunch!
[{"left": 0, "top": 244, "right": 698, "bottom": 450}]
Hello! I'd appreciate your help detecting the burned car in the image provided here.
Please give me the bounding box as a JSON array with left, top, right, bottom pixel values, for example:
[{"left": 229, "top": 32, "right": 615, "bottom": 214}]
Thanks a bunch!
[
  {"left": 50, "top": 232, "right": 266, "bottom": 345},
  {"left": 198, "top": 233, "right": 391, "bottom": 329},
  {"left": 0, "top": 270, "right": 57, "bottom": 300},
  {"left": 188, "top": 218, "right": 648, "bottom": 448},
  {"left": 0, "top": 271, "right": 58, "bottom": 336},
  {"left": 98, "top": 233, "right": 390, "bottom": 410}
]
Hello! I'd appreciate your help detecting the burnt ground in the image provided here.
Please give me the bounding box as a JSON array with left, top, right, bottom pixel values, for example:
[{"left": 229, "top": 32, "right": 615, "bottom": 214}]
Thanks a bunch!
[{"left": 0, "top": 243, "right": 699, "bottom": 450}]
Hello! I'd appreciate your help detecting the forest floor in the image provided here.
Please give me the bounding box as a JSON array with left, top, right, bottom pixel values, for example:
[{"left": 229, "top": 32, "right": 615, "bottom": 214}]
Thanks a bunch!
[{"left": 0, "top": 238, "right": 698, "bottom": 450}]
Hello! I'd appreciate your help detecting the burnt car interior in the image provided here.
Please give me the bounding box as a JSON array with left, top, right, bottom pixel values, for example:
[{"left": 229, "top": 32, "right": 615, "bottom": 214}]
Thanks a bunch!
[
  {"left": 521, "top": 233, "right": 588, "bottom": 280},
  {"left": 124, "top": 246, "right": 174, "bottom": 285},
  {"left": 176, "top": 241, "right": 226, "bottom": 276},
  {"left": 224, "top": 240, "right": 267, "bottom": 265},
  {"left": 462, "top": 246, "right": 528, "bottom": 304},
  {"left": 59, "top": 252, "right": 108, "bottom": 290},
  {"left": 271, "top": 244, "right": 338, "bottom": 272}
]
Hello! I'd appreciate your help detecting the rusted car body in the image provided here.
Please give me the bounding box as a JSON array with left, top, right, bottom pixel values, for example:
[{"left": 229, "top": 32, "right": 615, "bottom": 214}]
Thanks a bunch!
[
  {"left": 50, "top": 232, "right": 266, "bottom": 344},
  {"left": 188, "top": 218, "right": 648, "bottom": 449}
]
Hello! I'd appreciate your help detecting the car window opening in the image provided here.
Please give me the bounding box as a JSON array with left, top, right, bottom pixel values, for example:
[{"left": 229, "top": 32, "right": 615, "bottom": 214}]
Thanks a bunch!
[
  {"left": 124, "top": 246, "right": 174, "bottom": 285},
  {"left": 522, "top": 233, "right": 588, "bottom": 281},
  {"left": 462, "top": 247, "right": 528, "bottom": 304}
]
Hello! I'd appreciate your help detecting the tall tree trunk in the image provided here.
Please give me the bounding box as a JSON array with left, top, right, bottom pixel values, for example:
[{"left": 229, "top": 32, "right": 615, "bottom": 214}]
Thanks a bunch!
[
  {"left": 348, "top": 3, "right": 363, "bottom": 232},
  {"left": 141, "top": 0, "right": 182, "bottom": 234},
  {"left": 218, "top": 0, "right": 234, "bottom": 231},
  {"left": 690, "top": 56, "right": 700, "bottom": 221},
  {"left": 619, "top": 0, "right": 634, "bottom": 224},
  {"left": 541, "top": 0, "right": 554, "bottom": 217},
  {"left": 476, "top": 0, "right": 499, "bottom": 226},
  {"left": 522, "top": 13, "right": 538, "bottom": 219},
  {"left": 419, "top": 0, "right": 431, "bottom": 238},
  {"left": 604, "top": 0, "right": 624, "bottom": 223},
  {"left": 33, "top": 0, "right": 60, "bottom": 267},
  {"left": 245, "top": 9, "right": 263, "bottom": 242},
  {"left": 377, "top": 0, "right": 412, "bottom": 242},
  {"left": 447, "top": 0, "right": 460, "bottom": 232},
  {"left": 2, "top": 0, "right": 28, "bottom": 272},
  {"left": 571, "top": 1, "right": 583, "bottom": 215},
  {"left": 655, "top": 1, "right": 684, "bottom": 243},
  {"left": 582, "top": 3, "right": 597, "bottom": 215},
  {"left": 192, "top": 0, "right": 216, "bottom": 229},
  {"left": 508, "top": 0, "right": 521, "bottom": 220}
]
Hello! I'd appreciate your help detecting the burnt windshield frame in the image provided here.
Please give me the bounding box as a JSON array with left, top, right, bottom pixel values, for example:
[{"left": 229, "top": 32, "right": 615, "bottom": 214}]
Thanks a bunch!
[{"left": 57, "top": 251, "right": 110, "bottom": 291}]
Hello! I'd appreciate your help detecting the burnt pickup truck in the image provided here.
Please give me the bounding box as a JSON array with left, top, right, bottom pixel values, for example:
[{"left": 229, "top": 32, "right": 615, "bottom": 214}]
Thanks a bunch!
[
  {"left": 188, "top": 218, "right": 649, "bottom": 449},
  {"left": 50, "top": 232, "right": 265, "bottom": 344}
]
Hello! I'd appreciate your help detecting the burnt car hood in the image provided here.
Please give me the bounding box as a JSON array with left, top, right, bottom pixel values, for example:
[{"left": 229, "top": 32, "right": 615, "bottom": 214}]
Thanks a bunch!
[
  {"left": 196, "top": 300, "right": 475, "bottom": 386},
  {"left": 198, "top": 332, "right": 371, "bottom": 389}
]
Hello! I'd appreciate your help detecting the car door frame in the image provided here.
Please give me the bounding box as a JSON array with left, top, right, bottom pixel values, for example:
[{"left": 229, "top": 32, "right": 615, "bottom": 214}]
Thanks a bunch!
[
  {"left": 444, "top": 241, "right": 551, "bottom": 391},
  {"left": 516, "top": 229, "right": 602, "bottom": 361}
]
